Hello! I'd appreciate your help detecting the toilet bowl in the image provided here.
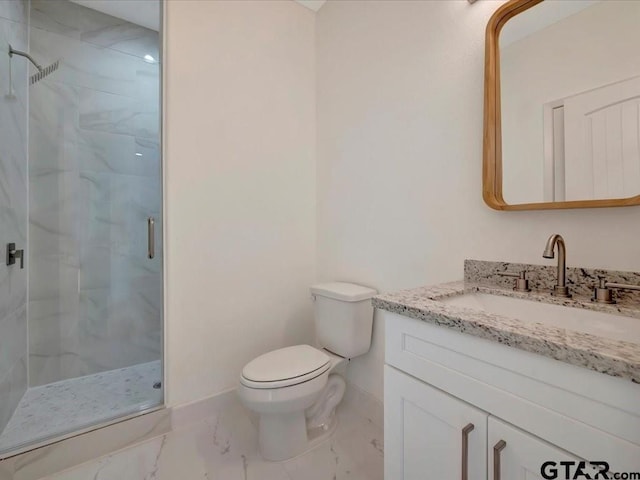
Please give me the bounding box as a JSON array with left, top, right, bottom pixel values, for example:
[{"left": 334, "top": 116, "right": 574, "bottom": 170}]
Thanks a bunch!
[
  {"left": 238, "top": 282, "right": 377, "bottom": 461},
  {"left": 238, "top": 345, "right": 346, "bottom": 461}
]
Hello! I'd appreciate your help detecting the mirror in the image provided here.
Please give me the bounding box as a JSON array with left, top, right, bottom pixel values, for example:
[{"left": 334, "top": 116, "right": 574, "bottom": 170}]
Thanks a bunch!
[{"left": 483, "top": 0, "right": 640, "bottom": 210}]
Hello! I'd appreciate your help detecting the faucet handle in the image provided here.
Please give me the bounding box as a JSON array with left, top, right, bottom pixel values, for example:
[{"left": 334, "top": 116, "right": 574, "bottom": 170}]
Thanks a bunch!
[
  {"left": 593, "top": 276, "right": 615, "bottom": 304},
  {"left": 498, "top": 270, "right": 526, "bottom": 279},
  {"left": 593, "top": 276, "right": 640, "bottom": 304},
  {"left": 497, "top": 270, "right": 530, "bottom": 292}
]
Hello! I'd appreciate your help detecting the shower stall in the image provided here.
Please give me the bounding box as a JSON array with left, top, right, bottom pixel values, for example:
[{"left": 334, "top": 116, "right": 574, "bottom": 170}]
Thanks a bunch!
[{"left": 0, "top": 0, "right": 163, "bottom": 455}]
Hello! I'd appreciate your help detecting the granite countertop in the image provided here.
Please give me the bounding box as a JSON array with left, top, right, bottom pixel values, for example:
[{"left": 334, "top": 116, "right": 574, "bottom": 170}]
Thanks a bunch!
[{"left": 373, "top": 280, "right": 640, "bottom": 384}]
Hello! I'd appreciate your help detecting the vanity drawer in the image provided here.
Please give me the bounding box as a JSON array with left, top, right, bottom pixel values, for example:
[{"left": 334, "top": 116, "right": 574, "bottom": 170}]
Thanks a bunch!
[{"left": 384, "top": 311, "right": 640, "bottom": 473}]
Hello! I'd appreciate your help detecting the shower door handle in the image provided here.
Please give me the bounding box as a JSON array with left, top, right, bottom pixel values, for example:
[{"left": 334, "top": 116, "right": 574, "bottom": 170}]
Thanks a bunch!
[
  {"left": 147, "top": 217, "right": 155, "bottom": 259},
  {"left": 6, "top": 243, "right": 24, "bottom": 269}
]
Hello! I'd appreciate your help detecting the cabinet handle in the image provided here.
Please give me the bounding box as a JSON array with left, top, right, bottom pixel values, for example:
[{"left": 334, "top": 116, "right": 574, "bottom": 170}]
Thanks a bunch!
[
  {"left": 493, "top": 440, "right": 506, "bottom": 480},
  {"left": 147, "top": 217, "right": 155, "bottom": 259},
  {"left": 461, "top": 423, "right": 474, "bottom": 480}
]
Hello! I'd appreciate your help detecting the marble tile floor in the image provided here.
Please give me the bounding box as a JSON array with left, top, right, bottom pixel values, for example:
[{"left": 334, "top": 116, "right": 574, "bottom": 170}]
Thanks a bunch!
[
  {"left": 41, "top": 393, "right": 384, "bottom": 480},
  {"left": 0, "top": 360, "right": 162, "bottom": 454}
]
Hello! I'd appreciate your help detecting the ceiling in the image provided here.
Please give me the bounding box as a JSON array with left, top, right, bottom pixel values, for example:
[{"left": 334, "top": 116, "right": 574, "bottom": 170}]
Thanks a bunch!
[
  {"left": 501, "top": 0, "right": 600, "bottom": 48},
  {"left": 295, "top": 0, "right": 327, "bottom": 12}
]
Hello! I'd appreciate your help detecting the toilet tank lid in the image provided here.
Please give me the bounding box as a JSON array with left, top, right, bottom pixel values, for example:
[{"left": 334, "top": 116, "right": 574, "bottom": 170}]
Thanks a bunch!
[{"left": 310, "top": 282, "right": 377, "bottom": 302}]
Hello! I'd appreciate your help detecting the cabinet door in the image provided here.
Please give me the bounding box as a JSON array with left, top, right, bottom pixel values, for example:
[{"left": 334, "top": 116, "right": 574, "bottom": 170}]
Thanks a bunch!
[
  {"left": 385, "top": 366, "right": 488, "bottom": 480},
  {"left": 488, "top": 417, "right": 597, "bottom": 480}
]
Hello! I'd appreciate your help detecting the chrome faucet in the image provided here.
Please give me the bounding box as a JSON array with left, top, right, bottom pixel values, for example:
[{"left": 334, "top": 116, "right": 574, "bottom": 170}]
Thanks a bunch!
[{"left": 542, "top": 234, "right": 571, "bottom": 298}]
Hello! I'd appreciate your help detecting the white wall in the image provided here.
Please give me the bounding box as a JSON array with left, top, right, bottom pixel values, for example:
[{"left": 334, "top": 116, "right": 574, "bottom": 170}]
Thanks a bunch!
[
  {"left": 501, "top": 0, "right": 640, "bottom": 204},
  {"left": 165, "top": 0, "right": 316, "bottom": 406},
  {"left": 316, "top": 0, "right": 640, "bottom": 402},
  {"left": 500, "top": 0, "right": 599, "bottom": 48},
  {"left": 164, "top": 0, "right": 640, "bottom": 408}
]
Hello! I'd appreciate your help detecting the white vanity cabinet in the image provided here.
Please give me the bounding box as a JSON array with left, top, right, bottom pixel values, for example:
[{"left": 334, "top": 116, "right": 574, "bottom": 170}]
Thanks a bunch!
[
  {"left": 487, "top": 417, "right": 587, "bottom": 480},
  {"left": 383, "top": 311, "right": 640, "bottom": 479},
  {"left": 385, "top": 366, "right": 487, "bottom": 480},
  {"left": 385, "top": 367, "right": 586, "bottom": 480}
]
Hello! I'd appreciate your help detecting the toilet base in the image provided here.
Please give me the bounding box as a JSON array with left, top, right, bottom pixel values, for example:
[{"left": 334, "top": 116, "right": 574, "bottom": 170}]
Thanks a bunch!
[
  {"left": 256, "top": 374, "right": 346, "bottom": 462},
  {"left": 258, "top": 410, "right": 339, "bottom": 462},
  {"left": 259, "top": 411, "right": 308, "bottom": 461}
]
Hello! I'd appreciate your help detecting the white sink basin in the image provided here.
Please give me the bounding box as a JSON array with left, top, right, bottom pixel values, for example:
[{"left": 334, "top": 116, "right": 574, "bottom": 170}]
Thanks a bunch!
[{"left": 440, "top": 292, "right": 640, "bottom": 344}]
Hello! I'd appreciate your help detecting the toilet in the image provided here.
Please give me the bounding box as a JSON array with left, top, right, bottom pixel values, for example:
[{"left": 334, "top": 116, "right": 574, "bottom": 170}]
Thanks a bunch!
[{"left": 238, "top": 282, "right": 377, "bottom": 461}]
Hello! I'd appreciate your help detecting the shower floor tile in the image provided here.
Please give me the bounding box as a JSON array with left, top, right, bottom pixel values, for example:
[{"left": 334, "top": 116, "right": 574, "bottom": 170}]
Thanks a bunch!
[{"left": 0, "top": 360, "right": 162, "bottom": 453}]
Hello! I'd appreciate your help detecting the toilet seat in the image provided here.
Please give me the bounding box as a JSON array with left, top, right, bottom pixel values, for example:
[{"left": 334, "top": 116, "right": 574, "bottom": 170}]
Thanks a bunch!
[{"left": 240, "top": 345, "right": 330, "bottom": 389}]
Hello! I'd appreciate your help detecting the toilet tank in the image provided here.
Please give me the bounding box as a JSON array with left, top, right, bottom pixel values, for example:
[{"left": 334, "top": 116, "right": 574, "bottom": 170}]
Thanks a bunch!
[{"left": 310, "top": 282, "right": 377, "bottom": 359}]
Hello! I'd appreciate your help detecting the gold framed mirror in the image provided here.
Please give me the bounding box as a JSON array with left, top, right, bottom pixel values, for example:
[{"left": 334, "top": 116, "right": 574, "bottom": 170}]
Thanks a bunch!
[{"left": 483, "top": 0, "right": 640, "bottom": 210}]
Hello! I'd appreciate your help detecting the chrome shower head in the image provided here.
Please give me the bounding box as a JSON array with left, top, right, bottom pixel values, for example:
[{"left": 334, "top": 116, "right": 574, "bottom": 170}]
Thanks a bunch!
[
  {"left": 8, "top": 44, "right": 60, "bottom": 85},
  {"left": 30, "top": 60, "right": 59, "bottom": 85}
]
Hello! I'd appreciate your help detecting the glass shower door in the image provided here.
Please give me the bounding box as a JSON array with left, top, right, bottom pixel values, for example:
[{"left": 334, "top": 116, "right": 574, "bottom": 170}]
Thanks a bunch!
[{"left": 0, "top": 0, "right": 163, "bottom": 456}]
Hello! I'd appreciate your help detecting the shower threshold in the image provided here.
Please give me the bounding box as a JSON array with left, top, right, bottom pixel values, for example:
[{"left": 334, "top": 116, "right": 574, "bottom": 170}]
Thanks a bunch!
[{"left": 0, "top": 360, "right": 162, "bottom": 454}]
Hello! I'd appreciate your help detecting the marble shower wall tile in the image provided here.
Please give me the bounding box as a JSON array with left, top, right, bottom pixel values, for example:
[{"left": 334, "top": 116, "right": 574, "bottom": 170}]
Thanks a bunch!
[
  {"left": 0, "top": 205, "right": 27, "bottom": 320},
  {"left": 78, "top": 89, "right": 160, "bottom": 140},
  {"left": 30, "top": 0, "right": 159, "bottom": 61},
  {"left": 27, "top": 295, "right": 80, "bottom": 385},
  {"left": 30, "top": 27, "right": 138, "bottom": 97},
  {"left": 28, "top": 81, "right": 79, "bottom": 174},
  {"left": 0, "top": 356, "right": 27, "bottom": 433},
  {"left": 76, "top": 131, "right": 137, "bottom": 176},
  {"left": 30, "top": 0, "right": 124, "bottom": 40},
  {"left": 28, "top": 0, "right": 162, "bottom": 387},
  {"left": 29, "top": 170, "right": 82, "bottom": 259},
  {"left": 0, "top": 2, "right": 29, "bottom": 433},
  {"left": 78, "top": 88, "right": 136, "bottom": 135},
  {"left": 0, "top": 306, "right": 28, "bottom": 378},
  {"left": 81, "top": 23, "right": 159, "bottom": 61},
  {"left": 0, "top": 0, "right": 27, "bottom": 23}
]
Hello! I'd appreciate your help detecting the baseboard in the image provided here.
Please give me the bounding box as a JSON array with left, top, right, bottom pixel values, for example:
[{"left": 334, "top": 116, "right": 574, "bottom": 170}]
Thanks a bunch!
[
  {"left": 170, "top": 388, "right": 242, "bottom": 430},
  {"left": 341, "top": 381, "right": 384, "bottom": 430}
]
